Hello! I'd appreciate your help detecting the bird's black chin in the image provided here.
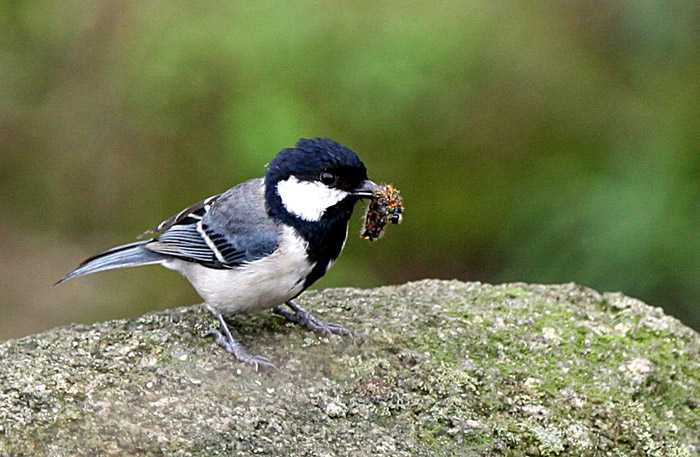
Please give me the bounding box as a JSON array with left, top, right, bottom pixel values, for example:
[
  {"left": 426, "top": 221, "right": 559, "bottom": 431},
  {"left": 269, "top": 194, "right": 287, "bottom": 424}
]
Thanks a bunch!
[{"left": 351, "top": 179, "right": 380, "bottom": 199}]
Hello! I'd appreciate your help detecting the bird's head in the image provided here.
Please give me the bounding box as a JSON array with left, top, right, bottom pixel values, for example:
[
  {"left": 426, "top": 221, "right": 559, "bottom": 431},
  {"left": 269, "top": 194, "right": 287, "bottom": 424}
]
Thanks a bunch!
[{"left": 265, "top": 138, "right": 378, "bottom": 223}]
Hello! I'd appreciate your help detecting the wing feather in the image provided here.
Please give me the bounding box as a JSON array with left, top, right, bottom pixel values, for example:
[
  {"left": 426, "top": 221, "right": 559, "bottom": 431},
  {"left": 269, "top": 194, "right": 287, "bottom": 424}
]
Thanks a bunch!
[
  {"left": 140, "top": 180, "right": 279, "bottom": 269},
  {"left": 138, "top": 195, "right": 220, "bottom": 239},
  {"left": 145, "top": 223, "right": 228, "bottom": 267}
]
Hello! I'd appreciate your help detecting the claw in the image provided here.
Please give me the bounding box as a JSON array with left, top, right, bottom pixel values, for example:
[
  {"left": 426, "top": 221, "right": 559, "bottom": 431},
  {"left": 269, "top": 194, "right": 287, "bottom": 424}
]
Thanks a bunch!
[
  {"left": 209, "top": 314, "right": 277, "bottom": 371},
  {"left": 273, "top": 301, "right": 352, "bottom": 337}
]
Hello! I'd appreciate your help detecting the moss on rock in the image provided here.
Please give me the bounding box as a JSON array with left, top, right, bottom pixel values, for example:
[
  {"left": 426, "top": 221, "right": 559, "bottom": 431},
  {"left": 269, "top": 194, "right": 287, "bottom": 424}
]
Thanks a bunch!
[{"left": 0, "top": 280, "right": 698, "bottom": 456}]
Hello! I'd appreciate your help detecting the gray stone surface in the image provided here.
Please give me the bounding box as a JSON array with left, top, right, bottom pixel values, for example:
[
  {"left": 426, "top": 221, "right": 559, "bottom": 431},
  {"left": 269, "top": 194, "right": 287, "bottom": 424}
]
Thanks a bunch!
[{"left": 0, "top": 280, "right": 698, "bottom": 456}]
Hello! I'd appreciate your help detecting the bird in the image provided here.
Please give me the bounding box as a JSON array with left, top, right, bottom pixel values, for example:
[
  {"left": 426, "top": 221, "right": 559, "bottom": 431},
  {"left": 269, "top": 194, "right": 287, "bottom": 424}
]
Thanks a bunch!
[{"left": 56, "top": 138, "right": 381, "bottom": 370}]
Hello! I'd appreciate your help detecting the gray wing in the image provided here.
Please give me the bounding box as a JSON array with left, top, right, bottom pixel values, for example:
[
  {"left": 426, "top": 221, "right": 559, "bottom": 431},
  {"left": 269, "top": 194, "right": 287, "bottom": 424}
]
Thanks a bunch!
[{"left": 144, "top": 178, "right": 279, "bottom": 268}]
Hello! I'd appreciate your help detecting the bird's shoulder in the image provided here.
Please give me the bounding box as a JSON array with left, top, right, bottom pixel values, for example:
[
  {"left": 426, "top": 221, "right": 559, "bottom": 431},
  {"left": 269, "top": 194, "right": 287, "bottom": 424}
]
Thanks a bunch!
[{"left": 207, "top": 178, "right": 271, "bottom": 228}]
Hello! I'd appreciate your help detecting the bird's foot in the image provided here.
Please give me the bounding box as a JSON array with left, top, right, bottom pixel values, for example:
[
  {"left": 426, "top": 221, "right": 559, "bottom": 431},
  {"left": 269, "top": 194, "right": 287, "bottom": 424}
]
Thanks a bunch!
[
  {"left": 208, "top": 313, "right": 277, "bottom": 371},
  {"left": 273, "top": 300, "right": 352, "bottom": 337}
]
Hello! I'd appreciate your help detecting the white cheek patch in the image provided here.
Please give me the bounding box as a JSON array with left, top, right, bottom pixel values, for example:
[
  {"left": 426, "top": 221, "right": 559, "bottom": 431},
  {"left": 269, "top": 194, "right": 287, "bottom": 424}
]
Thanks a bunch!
[{"left": 277, "top": 176, "right": 349, "bottom": 221}]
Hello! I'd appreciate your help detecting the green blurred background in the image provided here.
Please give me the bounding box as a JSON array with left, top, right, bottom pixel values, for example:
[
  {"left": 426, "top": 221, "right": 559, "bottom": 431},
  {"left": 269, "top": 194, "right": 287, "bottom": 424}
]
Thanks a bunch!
[{"left": 1, "top": 1, "right": 698, "bottom": 339}]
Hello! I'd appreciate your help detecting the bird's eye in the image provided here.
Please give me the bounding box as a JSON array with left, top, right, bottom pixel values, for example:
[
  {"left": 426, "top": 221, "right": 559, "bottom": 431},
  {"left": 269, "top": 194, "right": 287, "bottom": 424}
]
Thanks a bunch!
[{"left": 319, "top": 171, "right": 337, "bottom": 186}]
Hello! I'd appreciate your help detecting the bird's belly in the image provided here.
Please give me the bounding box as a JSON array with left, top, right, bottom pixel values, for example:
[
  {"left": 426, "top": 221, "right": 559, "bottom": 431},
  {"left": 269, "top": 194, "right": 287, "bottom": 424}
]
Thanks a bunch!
[{"left": 164, "top": 236, "right": 314, "bottom": 315}]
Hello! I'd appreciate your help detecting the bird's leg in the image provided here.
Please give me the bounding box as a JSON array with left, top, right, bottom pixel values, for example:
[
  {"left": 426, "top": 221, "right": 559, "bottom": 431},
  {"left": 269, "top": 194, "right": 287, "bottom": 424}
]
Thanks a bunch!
[
  {"left": 208, "top": 313, "right": 277, "bottom": 371},
  {"left": 273, "top": 300, "right": 351, "bottom": 337}
]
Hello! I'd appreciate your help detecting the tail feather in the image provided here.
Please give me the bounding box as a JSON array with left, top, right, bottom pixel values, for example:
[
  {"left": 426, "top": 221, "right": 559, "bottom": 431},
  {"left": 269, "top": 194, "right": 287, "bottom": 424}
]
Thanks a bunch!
[{"left": 55, "top": 241, "right": 167, "bottom": 285}]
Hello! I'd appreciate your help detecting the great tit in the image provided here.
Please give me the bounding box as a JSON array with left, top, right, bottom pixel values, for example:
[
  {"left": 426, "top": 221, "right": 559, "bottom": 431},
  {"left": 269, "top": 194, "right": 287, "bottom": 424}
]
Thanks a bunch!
[{"left": 57, "top": 138, "right": 381, "bottom": 370}]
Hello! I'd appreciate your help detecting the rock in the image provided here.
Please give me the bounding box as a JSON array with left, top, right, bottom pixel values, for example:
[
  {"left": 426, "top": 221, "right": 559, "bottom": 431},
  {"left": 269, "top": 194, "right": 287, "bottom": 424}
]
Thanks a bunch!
[
  {"left": 0, "top": 280, "right": 698, "bottom": 456},
  {"left": 324, "top": 401, "right": 347, "bottom": 418}
]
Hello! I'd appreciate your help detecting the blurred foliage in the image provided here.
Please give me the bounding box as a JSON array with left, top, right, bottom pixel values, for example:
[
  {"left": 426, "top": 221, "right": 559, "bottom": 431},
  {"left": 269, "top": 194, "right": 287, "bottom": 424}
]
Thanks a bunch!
[{"left": 1, "top": 0, "right": 698, "bottom": 338}]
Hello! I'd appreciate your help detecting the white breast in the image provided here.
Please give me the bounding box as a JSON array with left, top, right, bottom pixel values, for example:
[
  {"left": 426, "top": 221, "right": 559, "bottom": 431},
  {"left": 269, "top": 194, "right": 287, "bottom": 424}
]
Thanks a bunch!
[{"left": 163, "top": 225, "right": 314, "bottom": 315}]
